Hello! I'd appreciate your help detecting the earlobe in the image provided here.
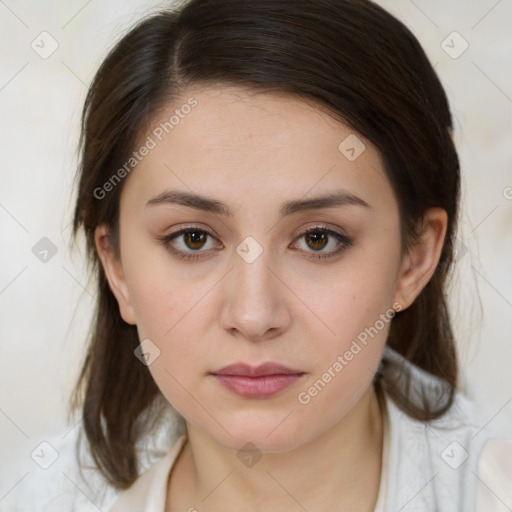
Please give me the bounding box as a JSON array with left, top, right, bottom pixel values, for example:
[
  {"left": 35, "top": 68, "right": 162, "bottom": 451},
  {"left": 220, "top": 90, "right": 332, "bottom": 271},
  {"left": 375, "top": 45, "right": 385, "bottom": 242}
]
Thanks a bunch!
[
  {"left": 94, "top": 224, "right": 137, "bottom": 325},
  {"left": 393, "top": 208, "right": 448, "bottom": 310}
]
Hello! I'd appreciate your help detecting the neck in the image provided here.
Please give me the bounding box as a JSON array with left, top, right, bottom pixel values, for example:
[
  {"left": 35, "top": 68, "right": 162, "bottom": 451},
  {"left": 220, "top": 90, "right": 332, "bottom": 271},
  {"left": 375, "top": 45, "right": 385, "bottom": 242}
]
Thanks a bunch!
[{"left": 169, "top": 387, "right": 384, "bottom": 511}]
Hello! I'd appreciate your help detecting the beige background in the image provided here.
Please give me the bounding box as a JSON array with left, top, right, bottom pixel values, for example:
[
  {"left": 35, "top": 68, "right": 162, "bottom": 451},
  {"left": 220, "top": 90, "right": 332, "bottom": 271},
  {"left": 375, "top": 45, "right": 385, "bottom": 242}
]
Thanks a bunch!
[{"left": 1, "top": 0, "right": 511, "bottom": 510}]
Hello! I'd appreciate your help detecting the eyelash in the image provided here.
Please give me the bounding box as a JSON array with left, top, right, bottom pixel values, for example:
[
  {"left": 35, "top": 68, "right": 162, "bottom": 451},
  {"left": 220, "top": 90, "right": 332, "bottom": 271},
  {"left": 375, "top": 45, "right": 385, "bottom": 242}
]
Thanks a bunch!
[{"left": 157, "top": 224, "right": 353, "bottom": 262}]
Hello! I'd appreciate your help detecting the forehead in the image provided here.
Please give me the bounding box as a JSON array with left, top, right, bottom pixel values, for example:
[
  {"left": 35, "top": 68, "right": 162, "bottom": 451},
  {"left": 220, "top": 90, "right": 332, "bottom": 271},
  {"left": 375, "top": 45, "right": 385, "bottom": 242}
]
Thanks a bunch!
[
  {"left": 121, "top": 86, "right": 394, "bottom": 215},
  {"left": 169, "top": 86, "right": 340, "bottom": 145}
]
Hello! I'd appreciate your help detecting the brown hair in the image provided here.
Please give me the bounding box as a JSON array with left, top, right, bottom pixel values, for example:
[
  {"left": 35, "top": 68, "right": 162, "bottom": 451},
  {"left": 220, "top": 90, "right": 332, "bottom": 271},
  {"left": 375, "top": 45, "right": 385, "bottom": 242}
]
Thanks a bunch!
[{"left": 71, "top": 0, "right": 460, "bottom": 489}]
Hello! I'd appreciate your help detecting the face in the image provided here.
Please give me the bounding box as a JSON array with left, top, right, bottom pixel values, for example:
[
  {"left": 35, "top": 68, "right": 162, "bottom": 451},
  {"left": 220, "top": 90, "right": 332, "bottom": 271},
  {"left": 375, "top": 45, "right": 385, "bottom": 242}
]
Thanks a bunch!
[{"left": 97, "top": 86, "right": 431, "bottom": 453}]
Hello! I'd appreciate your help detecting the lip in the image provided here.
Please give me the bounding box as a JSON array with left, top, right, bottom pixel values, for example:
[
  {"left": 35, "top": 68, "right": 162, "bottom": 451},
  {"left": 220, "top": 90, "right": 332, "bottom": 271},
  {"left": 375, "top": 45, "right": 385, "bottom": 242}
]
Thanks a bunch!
[
  {"left": 212, "top": 362, "right": 303, "bottom": 377},
  {"left": 211, "top": 363, "right": 305, "bottom": 398}
]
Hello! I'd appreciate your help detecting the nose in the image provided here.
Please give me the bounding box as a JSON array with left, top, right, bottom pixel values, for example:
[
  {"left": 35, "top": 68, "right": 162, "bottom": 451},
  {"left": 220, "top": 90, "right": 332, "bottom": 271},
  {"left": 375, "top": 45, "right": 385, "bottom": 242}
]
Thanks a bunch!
[{"left": 220, "top": 244, "right": 291, "bottom": 342}]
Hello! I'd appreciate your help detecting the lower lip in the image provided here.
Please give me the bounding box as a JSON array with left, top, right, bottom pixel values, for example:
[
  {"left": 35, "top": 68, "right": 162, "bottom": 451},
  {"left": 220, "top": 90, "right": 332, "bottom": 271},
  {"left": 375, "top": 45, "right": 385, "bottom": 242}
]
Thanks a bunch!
[{"left": 212, "top": 374, "right": 304, "bottom": 398}]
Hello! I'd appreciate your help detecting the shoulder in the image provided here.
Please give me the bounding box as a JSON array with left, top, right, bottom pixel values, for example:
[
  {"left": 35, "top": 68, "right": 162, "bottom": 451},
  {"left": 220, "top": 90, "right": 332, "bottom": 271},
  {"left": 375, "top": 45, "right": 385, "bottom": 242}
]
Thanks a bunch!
[
  {"left": 386, "top": 395, "right": 505, "bottom": 512},
  {"left": 476, "top": 436, "right": 512, "bottom": 510},
  {"left": 109, "top": 434, "right": 188, "bottom": 512},
  {"left": 381, "top": 350, "right": 511, "bottom": 511}
]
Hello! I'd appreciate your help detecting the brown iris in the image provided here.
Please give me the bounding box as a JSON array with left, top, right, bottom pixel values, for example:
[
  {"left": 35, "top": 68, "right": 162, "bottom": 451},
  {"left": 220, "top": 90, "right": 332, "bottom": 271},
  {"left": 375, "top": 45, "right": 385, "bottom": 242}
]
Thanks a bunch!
[
  {"left": 184, "top": 231, "right": 207, "bottom": 250},
  {"left": 305, "top": 230, "right": 328, "bottom": 251}
]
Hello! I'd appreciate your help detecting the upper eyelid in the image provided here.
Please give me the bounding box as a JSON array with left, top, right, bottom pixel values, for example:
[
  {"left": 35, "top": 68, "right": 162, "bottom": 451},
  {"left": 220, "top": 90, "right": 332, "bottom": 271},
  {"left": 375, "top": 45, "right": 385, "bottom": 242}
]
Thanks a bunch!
[{"left": 168, "top": 225, "right": 217, "bottom": 238}]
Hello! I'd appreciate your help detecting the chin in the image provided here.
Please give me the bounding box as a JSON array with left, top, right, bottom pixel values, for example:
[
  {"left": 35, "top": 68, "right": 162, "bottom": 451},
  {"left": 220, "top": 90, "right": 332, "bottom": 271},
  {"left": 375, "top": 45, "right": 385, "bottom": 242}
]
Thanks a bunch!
[{"left": 204, "top": 409, "right": 311, "bottom": 454}]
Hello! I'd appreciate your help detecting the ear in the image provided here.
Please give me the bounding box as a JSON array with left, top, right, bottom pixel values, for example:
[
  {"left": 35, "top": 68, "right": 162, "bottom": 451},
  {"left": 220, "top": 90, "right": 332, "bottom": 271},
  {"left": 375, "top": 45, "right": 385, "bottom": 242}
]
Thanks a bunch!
[
  {"left": 393, "top": 208, "right": 448, "bottom": 310},
  {"left": 94, "top": 224, "right": 137, "bottom": 325}
]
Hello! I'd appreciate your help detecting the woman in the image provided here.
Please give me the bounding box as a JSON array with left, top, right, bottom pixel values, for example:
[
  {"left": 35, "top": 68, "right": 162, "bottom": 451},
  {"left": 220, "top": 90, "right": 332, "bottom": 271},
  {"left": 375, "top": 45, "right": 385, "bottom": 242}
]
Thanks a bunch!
[{"left": 71, "top": 0, "right": 511, "bottom": 510}]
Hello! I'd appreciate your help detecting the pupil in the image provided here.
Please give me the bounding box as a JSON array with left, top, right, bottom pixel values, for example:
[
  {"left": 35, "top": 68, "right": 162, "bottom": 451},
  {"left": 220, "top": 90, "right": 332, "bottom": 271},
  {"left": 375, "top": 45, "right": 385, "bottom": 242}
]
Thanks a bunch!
[
  {"left": 308, "top": 231, "right": 327, "bottom": 250},
  {"left": 186, "top": 231, "right": 205, "bottom": 249}
]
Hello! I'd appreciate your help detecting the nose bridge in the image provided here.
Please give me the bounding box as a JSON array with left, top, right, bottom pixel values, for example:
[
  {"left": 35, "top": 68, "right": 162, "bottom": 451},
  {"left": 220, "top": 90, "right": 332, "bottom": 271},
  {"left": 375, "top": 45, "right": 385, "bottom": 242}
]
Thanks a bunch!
[
  {"left": 221, "top": 234, "right": 289, "bottom": 339},
  {"left": 232, "top": 234, "right": 278, "bottom": 304}
]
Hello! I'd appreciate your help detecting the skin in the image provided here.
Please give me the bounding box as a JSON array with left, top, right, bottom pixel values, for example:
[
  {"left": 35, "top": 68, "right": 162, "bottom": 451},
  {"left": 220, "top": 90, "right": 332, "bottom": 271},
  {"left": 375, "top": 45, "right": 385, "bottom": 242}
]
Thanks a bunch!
[{"left": 95, "top": 86, "right": 447, "bottom": 511}]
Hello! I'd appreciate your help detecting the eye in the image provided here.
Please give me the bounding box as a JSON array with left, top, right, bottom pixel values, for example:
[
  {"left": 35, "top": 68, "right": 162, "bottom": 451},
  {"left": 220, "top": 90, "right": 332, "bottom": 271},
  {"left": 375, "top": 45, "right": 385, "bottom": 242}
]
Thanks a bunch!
[
  {"left": 291, "top": 225, "right": 353, "bottom": 260},
  {"left": 158, "top": 224, "right": 352, "bottom": 262},
  {"left": 158, "top": 227, "right": 221, "bottom": 260}
]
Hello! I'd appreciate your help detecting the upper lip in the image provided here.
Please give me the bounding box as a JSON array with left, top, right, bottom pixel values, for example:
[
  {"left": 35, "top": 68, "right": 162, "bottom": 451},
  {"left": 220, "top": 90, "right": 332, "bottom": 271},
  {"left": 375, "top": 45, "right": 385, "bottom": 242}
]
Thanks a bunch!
[{"left": 211, "top": 362, "right": 304, "bottom": 377}]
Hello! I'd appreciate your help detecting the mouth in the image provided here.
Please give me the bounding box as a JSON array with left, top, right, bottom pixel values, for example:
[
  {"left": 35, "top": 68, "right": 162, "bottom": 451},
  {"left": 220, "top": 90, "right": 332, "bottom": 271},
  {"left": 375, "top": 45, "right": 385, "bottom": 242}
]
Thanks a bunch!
[{"left": 210, "top": 363, "right": 306, "bottom": 399}]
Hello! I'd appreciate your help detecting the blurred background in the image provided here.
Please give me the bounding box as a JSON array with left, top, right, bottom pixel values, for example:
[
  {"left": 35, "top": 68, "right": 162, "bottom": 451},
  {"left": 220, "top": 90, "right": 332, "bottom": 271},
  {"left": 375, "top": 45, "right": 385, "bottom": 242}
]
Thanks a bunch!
[{"left": 1, "top": 0, "right": 511, "bottom": 510}]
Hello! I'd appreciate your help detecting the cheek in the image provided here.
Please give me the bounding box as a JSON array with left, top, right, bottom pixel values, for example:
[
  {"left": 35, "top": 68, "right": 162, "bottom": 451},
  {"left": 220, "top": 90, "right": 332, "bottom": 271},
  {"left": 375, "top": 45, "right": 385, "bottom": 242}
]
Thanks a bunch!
[
  {"left": 122, "top": 236, "right": 194, "bottom": 338},
  {"left": 121, "top": 251, "right": 207, "bottom": 406},
  {"left": 128, "top": 274, "right": 207, "bottom": 394},
  {"left": 121, "top": 225, "right": 220, "bottom": 336},
  {"left": 322, "top": 285, "right": 384, "bottom": 337},
  {"left": 293, "top": 286, "right": 394, "bottom": 433},
  {"left": 122, "top": 262, "right": 215, "bottom": 411},
  {"left": 130, "top": 281, "right": 179, "bottom": 338},
  {"left": 310, "top": 262, "right": 399, "bottom": 355},
  {"left": 296, "top": 251, "right": 400, "bottom": 402}
]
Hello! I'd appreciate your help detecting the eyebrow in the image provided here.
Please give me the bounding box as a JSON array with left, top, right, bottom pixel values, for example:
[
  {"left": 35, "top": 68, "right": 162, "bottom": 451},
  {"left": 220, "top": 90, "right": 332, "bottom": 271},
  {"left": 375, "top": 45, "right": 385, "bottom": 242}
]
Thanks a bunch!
[{"left": 144, "top": 189, "right": 370, "bottom": 217}]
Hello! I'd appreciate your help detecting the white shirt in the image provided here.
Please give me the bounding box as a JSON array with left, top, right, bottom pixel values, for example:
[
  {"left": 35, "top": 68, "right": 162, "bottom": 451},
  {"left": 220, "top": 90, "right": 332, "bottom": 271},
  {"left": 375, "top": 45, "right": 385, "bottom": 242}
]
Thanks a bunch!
[{"left": 109, "top": 387, "right": 512, "bottom": 511}]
